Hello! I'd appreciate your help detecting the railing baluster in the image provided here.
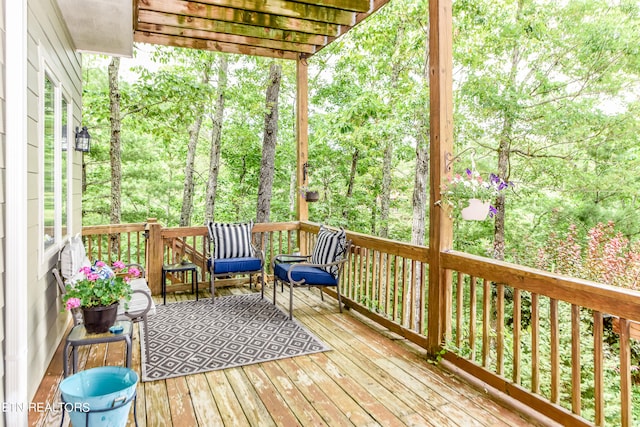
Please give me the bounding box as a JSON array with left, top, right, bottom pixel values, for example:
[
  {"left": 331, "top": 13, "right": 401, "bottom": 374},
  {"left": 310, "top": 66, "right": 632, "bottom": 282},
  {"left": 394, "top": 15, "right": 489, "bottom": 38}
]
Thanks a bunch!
[
  {"left": 126, "top": 233, "right": 131, "bottom": 262},
  {"left": 571, "top": 304, "right": 581, "bottom": 415},
  {"left": 482, "top": 278, "right": 490, "bottom": 368},
  {"left": 550, "top": 298, "right": 559, "bottom": 404},
  {"left": 385, "top": 253, "right": 391, "bottom": 316},
  {"left": 343, "top": 246, "right": 351, "bottom": 300},
  {"left": 420, "top": 262, "right": 426, "bottom": 335},
  {"left": 444, "top": 268, "right": 452, "bottom": 342},
  {"left": 371, "top": 250, "right": 378, "bottom": 309},
  {"left": 364, "top": 248, "right": 371, "bottom": 307},
  {"left": 359, "top": 247, "right": 365, "bottom": 302},
  {"left": 531, "top": 293, "right": 540, "bottom": 394},
  {"left": 393, "top": 255, "right": 399, "bottom": 322},
  {"left": 456, "top": 272, "right": 463, "bottom": 349},
  {"left": 402, "top": 257, "right": 409, "bottom": 328},
  {"left": 496, "top": 283, "right": 504, "bottom": 376},
  {"left": 410, "top": 260, "right": 417, "bottom": 332},
  {"left": 593, "top": 311, "right": 604, "bottom": 426},
  {"left": 512, "top": 288, "right": 521, "bottom": 385},
  {"left": 348, "top": 246, "right": 355, "bottom": 300},
  {"left": 619, "top": 318, "right": 631, "bottom": 427},
  {"left": 469, "top": 275, "right": 477, "bottom": 362}
]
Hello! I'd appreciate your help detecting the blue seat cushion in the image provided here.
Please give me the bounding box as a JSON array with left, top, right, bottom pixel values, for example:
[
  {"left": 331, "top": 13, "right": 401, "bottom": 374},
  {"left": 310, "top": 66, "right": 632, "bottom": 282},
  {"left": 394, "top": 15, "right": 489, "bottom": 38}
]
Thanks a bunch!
[
  {"left": 274, "top": 262, "right": 338, "bottom": 286},
  {"left": 213, "top": 257, "right": 262, "bottom": 275}
]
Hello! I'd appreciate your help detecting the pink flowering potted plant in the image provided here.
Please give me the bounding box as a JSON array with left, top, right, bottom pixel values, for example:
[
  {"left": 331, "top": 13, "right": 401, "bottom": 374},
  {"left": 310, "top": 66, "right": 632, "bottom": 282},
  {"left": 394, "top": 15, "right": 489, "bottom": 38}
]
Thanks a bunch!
[{"left": 63, "top": 261, "right": 139, "bottom": 333}]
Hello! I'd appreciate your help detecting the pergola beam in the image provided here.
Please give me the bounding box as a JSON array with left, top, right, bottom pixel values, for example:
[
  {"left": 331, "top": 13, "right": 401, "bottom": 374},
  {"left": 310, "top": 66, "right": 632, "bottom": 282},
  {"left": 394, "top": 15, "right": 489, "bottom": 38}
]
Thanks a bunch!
[
  {"left": 136, "top": 22, "right": 318, "bottom": 54},
  {"left": 281, "top": 0, "right": 371, "bottom": 13},
  {"left": 138, "top": 9, "right": 328, "bottom": 45},
  {"left": 139, "top": 0, "right": 341, "bottom": 37},
  {"left": 133, "top": 0, "right": 383, "bottom": 57},
  {"left": 134, "top": 32, "right": 299, "bottom": 59},
  {"left": 192, "top": 0, "right": 357, "bottom": 25}
]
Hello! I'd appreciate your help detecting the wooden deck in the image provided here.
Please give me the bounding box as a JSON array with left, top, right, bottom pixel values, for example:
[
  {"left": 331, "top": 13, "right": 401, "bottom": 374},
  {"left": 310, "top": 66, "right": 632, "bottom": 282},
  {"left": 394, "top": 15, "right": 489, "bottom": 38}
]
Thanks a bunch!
[{"left": 31, "top": 285, "right": 548, "bottom": 427}]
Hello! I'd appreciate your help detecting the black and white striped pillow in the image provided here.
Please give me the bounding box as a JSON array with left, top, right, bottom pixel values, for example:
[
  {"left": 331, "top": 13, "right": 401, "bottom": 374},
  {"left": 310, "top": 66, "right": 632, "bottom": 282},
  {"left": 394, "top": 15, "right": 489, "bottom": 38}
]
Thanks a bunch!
[
  {"left": 311, "top": 226, "right": 347, "bottom": 278},
  {"left": 208, "top": 221, "right": 254, "bottom": 259}
]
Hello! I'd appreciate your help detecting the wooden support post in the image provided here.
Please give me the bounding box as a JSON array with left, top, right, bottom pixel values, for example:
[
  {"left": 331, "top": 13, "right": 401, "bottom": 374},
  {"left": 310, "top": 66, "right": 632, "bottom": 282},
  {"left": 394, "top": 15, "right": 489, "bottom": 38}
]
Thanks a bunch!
[
  {"left": 427, "top": 0, "right": 454, "bottom": 356},
  {"left": 145, "top": 218, "right": 163, "bottom": 295},
  {"left": 296, "top": 55, "right": 309, "bottom": 252}
]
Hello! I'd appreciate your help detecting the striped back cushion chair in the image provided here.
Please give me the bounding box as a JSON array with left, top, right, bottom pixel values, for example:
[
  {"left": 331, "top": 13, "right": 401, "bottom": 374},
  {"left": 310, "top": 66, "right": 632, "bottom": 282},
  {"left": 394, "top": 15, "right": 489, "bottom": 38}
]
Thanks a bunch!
[
  {"left": 272, "top": 225, "right": 351, "bottom": 319},
  {"left": 207, "top": 221, "right": 265, "bottom": 302}
]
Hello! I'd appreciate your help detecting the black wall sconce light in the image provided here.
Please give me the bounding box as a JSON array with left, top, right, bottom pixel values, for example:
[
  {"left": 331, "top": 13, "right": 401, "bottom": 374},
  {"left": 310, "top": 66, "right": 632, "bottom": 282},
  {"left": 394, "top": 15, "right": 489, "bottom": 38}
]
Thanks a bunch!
[{"left": 74, "top": 126, "right": 91, "bottom": 152}]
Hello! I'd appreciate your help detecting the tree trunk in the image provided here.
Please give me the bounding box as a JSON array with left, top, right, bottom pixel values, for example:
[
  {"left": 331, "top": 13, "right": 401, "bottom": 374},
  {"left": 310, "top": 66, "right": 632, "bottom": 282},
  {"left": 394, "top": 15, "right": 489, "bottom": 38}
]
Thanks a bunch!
[
  {"left": 108, "top": 57, "right": 121, "bottom": 256},
  {"left": 179, "top": 115, "right": 203, "bottom": 226},
  {"left": 180, "top": 59, "right": 214, "bottom": 226},
  {"left": 205, "top": 55, "right": 228, "bottom": 224},
  {"left": 412, "top": 23, "right": 430, "bottom": 246},
  {"left": 342, "top": 148, "right": 359, "bottom": 220},
  {"left": 493, "top": 0, "right": 523, "bottom": 260},
  {"left": 380, "top": 142, "right": 393, "bottom": 238},
  {"left": 412, "top": 133, "right": 429, "bottom": 246},
  {"left": 256, "top": 63, "right": 282, "bottom": 224},
  {"left": 379, "top": 27, "right": 405, "bottom": 239}
]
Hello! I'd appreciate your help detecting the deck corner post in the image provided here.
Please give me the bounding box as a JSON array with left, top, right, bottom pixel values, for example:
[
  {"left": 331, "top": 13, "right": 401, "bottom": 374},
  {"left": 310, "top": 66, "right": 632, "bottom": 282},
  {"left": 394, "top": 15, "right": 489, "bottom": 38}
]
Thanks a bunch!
[
  {"left": 427, "top": 0, "right": 454, "bottom": 357},
  {"left": 145, "top": 218, "right": 163, "bottom": 295},
  {"left": 296, "top": 55, "right": 309, "bottom": 223}
]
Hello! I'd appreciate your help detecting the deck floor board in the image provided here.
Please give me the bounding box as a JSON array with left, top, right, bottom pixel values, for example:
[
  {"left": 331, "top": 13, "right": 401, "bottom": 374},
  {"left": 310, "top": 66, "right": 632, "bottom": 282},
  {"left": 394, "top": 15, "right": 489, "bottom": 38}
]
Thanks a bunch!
[{"left": 30, "top": 286, "right": 541, "bottom": 427}]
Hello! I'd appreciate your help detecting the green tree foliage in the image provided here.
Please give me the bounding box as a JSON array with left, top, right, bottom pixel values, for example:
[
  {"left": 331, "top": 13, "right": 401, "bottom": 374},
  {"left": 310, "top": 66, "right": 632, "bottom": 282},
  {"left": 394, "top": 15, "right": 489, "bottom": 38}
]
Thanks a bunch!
[
  {"left": 81, "top": 0, "right": 640, "bottom": 261},
  {"left": 452, "top": 0, "right": 640, "bottom": 258}
]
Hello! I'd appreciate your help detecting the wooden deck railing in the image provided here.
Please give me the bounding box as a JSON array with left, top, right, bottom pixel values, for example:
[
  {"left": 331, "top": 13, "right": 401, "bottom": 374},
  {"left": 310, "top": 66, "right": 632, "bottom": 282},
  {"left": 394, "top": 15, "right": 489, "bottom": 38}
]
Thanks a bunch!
[
  {"left": 82, "top": 219, "right": 300, "bottom": 295},
  {"left": 441, "top": 250, "right": 640, "bottom": 427},
  {"left": 81, "top": 219, "right": 639, "bottom": 426},
  {"left": 81, "top": 223, "right": 147, "bottom": 265},
  {"left": 298, "top": 222, "right": 431, "bottom": 348}
]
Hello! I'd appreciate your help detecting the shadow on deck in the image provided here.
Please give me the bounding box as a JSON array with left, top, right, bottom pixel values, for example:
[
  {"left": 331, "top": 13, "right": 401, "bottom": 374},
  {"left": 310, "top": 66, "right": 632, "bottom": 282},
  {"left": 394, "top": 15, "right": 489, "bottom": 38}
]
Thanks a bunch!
[{"left": 30, "top": 285, "right": 548, "bottom": 427}]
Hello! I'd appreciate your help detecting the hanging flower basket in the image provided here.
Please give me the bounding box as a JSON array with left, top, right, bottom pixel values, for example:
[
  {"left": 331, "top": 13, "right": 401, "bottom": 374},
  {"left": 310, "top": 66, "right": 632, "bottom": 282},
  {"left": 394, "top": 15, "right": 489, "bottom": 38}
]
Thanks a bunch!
[
  {"left": 460, "top": 198, "right": 491, "bottom": 221},
  {"left": 439, "top": 168, "right": 512, "bottom": 220},
  {"left": 305, "top": 190, "right": 320, "bottom": 202}
]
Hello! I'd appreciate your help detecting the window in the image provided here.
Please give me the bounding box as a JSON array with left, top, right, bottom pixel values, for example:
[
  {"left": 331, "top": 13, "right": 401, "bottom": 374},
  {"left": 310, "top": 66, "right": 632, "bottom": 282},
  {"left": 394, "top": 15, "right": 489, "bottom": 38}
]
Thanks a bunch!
[
  {"left": 43, "top": 77, "right": 55, "bottom": 250},
  {"left": 42, "top": 72, "right": 72, "bottom": 255},
  {"left": 61, "top": 97, "right": 69, "bottom": 237}
]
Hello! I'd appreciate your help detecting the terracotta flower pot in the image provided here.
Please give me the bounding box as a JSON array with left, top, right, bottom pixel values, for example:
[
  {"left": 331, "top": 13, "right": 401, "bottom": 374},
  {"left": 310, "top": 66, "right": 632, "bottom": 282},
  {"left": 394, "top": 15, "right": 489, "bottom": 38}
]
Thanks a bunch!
[{"left": 82, "top": 303, "right": 119, "bottom": 334}]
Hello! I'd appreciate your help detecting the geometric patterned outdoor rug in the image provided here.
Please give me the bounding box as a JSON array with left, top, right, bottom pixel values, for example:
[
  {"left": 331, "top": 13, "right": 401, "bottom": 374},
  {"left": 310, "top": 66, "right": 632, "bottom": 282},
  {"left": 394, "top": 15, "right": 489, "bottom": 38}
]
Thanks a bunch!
[{"left": 139, "top": 293, "right": 330, "bottom": 382}]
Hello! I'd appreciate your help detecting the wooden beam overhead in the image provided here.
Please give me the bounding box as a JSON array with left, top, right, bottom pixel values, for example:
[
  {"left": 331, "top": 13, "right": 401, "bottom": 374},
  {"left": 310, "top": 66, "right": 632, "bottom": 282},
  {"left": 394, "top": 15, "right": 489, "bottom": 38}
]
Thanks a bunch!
[
  {"left": 134, "top": 31, "right": 300, "bottom": 59},
  {"left": 133, "top": 0, "right": 390, "bottom": 58},
  {"left": 136, "top": 21, "right": 318, "bottom": 54},
  {"left": 188, "top": 0, "right": 356, "bottom": 25},
  {"left": 139, "top": 0, "right": 341, "bottom": 36},
  {"left": 288, "top": 0, "right": 371, "bottom": 13},
  {"left": 138, "top": 9, "right": 328, "bottom": 45}
]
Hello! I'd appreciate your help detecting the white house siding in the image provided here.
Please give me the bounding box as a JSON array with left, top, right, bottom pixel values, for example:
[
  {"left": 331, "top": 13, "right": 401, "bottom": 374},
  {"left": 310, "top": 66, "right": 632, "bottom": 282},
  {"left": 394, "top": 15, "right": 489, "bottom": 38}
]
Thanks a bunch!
[
  {"left": 25, "top": 0, "right": 82, "bottom": 400},
  {"left": 0, "top": 0, "right": 7, "bottom": 420}
]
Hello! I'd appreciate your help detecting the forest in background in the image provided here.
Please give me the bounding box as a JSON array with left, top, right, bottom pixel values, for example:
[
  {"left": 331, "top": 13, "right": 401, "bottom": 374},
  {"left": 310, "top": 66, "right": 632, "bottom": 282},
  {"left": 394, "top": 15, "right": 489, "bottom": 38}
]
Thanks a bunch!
[{"left": 81, "top": 0, "right": 640, "bottom": 284}]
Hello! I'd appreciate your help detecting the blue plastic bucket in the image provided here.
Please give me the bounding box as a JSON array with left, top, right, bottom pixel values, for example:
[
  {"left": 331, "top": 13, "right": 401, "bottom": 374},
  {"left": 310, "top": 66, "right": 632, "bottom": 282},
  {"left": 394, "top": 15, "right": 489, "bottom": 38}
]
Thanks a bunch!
[{"left": 59, "top": 366, "right": 138, "bottom": 427}]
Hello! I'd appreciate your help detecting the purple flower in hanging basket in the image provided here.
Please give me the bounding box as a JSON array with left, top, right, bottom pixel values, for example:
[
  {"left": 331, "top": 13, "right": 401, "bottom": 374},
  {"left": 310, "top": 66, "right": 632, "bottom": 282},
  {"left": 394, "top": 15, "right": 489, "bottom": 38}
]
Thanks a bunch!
[{"left": 439, "top": 167, "right": 514, "bottom": 217}]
